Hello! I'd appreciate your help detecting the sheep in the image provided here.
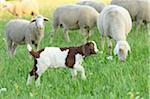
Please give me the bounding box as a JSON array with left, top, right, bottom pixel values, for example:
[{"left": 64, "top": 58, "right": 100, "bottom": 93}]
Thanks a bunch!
[
  {"left": 50, "top": 4, "right": 99, "bottom": 43},
  {"left": 0, "top": 0, "right": 5, "bottom": 9},
  {"left": 111, "top": 0, "right": 150, "bottom": 30},
  {"left": 76, "top": 0, "right": 106, "bottom": 13},
  {"left": 26, "top": 41, "right": 98, "bottom": 86},
  {"left": 97, "top": 5, "right": 132, "bottom": 61},
  {"left": 0, "top": 0, "right": 5, "bottom": 5},
  {"left": 5, "top": 15, "right": 49, "bottom": 57},
  {"left": 1, "top": 0, "right": 39, "bottom": 17}
]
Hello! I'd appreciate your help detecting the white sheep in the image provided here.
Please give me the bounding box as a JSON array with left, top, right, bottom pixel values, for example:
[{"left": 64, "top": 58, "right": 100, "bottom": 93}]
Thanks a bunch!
[
  {"left": 111, "top": 0, "right": 150, "bottom": 30},
  {"left": 51, "top": 4, "right": 99, "bottom": 43},
  {"left": 1, "top": 0, "right": 39, "bottom": 17},
  {"left": 97, "top": 5, "right": 132, "bottom": 61},
  {"left": 76, "top": 0, "right": 106, "bottom": 13},
  {"left": 5, "top": 15, "right": 49, "bottom": 56}
]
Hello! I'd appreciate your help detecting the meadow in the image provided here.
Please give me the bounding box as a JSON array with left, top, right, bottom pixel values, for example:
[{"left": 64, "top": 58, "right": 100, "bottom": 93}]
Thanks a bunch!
[{"left": 0, "top": 0, "right": 149, "bottom": 99}]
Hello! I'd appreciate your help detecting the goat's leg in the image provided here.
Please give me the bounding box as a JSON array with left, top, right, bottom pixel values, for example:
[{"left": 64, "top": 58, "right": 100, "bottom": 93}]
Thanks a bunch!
[
  {"left": 35, "top": 64, "right": 48, "bottom": 87},
  {"left": 74, "top": 65, "right": 86, "bottom": 80},
  {"left": 71, "top": 69, "right": 77, "bottom": 80}
]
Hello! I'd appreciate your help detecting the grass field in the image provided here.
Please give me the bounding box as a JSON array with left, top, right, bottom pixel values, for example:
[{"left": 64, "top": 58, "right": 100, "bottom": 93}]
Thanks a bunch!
[{"left": 0, "top": 0, "right": 149, "bottom": 99}]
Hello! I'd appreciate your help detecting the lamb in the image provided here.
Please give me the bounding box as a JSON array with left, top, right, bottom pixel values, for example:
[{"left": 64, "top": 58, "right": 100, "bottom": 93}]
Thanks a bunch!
[
  {"left": 97, "top": 5, "right": 132, "bottom": 61},
  {"left": 5, "top": 15, "right": 49, "bottom": 56},
  {"left": 1, "top": 0, "right": 39, "bottom": 17},
  {"left": 111, "top": 0, "right": 150, "bottom": 30},
  {"left": 50, "top": 4, "right": 99, "bottom": 43},
  {"left": 26, "top": 41, "right": 98, "bottom": 86},
  {"left": 76, "top": 0, "right": 106, "bottom": 13}
]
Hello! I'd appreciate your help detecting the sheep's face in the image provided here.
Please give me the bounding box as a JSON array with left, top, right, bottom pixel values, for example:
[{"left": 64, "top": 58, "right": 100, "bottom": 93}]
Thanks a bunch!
[
  {"left": 114, "top": 41, "right": 131, "bottom": 61},
  {"left": 30, "top": 16, "right": 49, "bottom": 30}
]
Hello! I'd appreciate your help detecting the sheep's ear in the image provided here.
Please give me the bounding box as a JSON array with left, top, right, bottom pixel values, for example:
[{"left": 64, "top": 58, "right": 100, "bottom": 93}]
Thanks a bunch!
[
  {"left": 128, "top": 45, "right": 131, "bottom": 54},
  {"left": 114, "top": 44, "right": 119, "bottom": 56},
  {"left": 44, "top": 17, "right": 49, "bottom": 21},
  {"left": 30, "top": 19, "right": 36, "bottom": 23}
]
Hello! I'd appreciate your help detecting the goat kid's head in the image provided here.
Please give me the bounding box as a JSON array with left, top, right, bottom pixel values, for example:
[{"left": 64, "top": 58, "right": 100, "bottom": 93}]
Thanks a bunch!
[{"left": 82, "top": 41, "right": 98, "bottom": 56}]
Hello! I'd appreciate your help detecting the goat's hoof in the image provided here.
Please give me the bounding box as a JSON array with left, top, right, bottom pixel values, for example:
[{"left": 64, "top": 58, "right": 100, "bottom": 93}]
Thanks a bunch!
[
  {"left": 99, "top": 51, "right": 104, "bottom": 54},
  {"left": 107, "top": 56, "right": 113, "bottom": 60},
  {"left": 81, "top": 76, "right": 86, "bottom": 80},
  {"left": 72, "top": 76, "right": 77, "bottom": 80}
]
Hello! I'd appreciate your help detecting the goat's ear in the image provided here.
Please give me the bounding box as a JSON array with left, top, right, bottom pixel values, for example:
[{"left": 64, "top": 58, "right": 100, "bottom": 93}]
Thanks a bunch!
[
  {"left": 44, "top": 17, "right": 49, "bottom": 21},
  {"left": 30, "top": 19, "right": 36, "bottom": 23}
]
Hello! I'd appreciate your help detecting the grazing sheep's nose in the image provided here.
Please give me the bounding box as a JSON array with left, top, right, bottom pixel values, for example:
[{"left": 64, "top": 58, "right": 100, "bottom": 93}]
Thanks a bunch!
[{"left": 120, "top": 57, "right": 125, "bottom": 62}]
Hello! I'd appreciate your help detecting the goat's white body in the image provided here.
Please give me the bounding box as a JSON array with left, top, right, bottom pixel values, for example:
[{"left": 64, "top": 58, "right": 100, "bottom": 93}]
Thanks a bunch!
[
  {"left": 37, "top": 47, "right": 84, "bottom": 68},
  {"left": 37, "top": 47, "right": 69, "bottom": 68}
]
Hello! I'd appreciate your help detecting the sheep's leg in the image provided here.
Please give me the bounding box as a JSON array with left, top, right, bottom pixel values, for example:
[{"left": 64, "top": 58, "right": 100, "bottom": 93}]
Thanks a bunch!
[
  {"left": 10, "top": 43, "right": 17, "bottom": 56},
  {"left": 7, "top": 39, "right": 13, "bottom": 56},
  {"left": 107, "top": 38, "right": 113, "bottom": 60},
  {"left": 85, "top": 29, "right": 90, "bottom": 42},
  {"left": 35, "top": 44, "right": 38, "bottom": 50},
  {"left": 35, "top": 42, "right": 40, "bottom": 50},
  {"left": 100, "top": 35, "right": 105, "bottom": 53},
  {"left": 50, "top": 19, "right": 59, "bottom": 43},
  {"left": 63, "top": 29, "right": 70, "bottom": 42},
  {"left": 136, "top": 19, "right": 143, "bottom": 31},
  {"left": 108, "top": 38, "right": 113, "bottom": 56},
  {"left": 71, "top": 69, "right": 77, "bottom": 80},
  {"left": 80, "top": 28, "right": 90, "bottom": 43},
  {"left": 74, "top": 65, "right": 86, "bottom": 80}
]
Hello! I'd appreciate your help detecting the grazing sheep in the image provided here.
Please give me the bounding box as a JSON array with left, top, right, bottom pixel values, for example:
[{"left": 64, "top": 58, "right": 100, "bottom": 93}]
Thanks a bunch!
[
  {"left": 97, "top": 5, "right": 132, "bottom": 61},
  {"left": 5, "top": 15, "right": 49, "bottom": 56},
  {"left": 1, "top": 0, "right": 39, "bottom": 17},
  {"left": 0, "top": 0, "right": 5, "bottom": 5},
  {"left": 76, "top": 0, "right": 106, "bottom": 13},
  {"left": 26, "top": 41, "right": 98, "bottom": 86},
  {"left": 111, "top": 0, "right": 150, "bottom": 30},
  {"left": 51, "top": 4, "right": 99, "bottom": 43}
]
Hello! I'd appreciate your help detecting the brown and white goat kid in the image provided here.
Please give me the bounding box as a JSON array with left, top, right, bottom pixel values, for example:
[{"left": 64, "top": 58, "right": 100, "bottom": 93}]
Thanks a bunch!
[{"left": 26, "top": 41, "right": 98, "bottom": 86}]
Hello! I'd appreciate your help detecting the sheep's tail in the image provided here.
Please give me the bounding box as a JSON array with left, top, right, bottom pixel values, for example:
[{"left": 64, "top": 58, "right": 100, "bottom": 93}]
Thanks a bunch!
[{"left": 27, "top": 44, "right": 38, "bottom": 58}]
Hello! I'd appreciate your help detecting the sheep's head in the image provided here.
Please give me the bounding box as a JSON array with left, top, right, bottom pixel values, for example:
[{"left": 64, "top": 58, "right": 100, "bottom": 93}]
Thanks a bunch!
[
  {"left": 30, "top": 15, "right": 49, "bottom": 30},
  {"left": 114, "top": 41, "right": 131, "bottom": 61}
]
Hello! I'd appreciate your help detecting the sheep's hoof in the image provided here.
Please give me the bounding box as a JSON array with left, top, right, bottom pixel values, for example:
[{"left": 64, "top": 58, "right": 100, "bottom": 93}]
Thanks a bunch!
[
  {"left": 49, "top": 39, "right": 53, "bottom": 44},
  {"left": 72, "top": 76, "right": 77, "bottom": 80},
  {"left": 66, "top": 39, "right": 70, "bottom": 42},
  {"left": 107, "top": 56, "right": 113, "bottom": 60}
]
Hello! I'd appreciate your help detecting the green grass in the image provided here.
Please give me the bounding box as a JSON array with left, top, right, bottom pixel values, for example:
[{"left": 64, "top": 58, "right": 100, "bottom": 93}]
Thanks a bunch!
[{"left": 0, "top": 13, "right": 149, "bottom": 99}]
